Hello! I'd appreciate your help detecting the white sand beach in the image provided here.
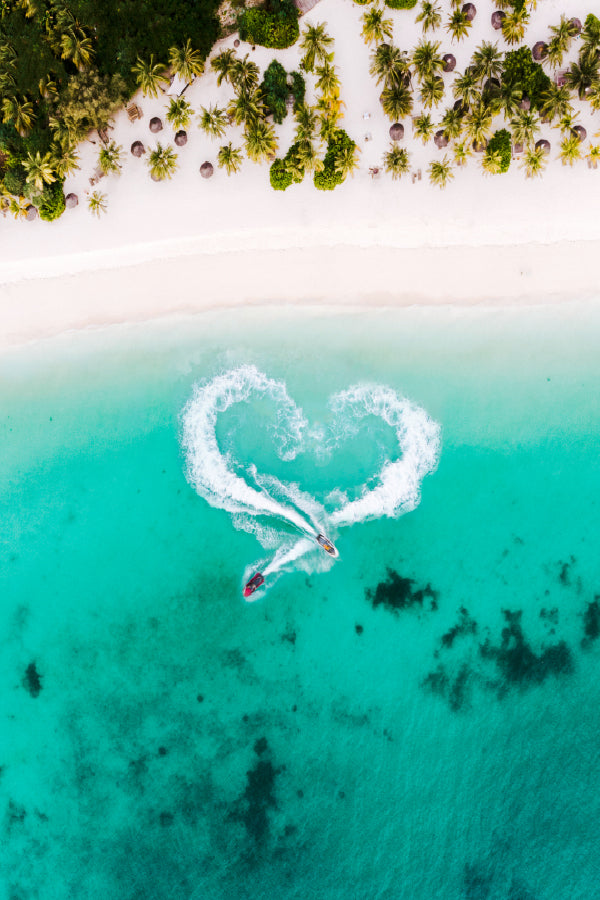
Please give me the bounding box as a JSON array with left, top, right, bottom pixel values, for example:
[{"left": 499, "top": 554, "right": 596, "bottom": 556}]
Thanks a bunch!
[{"left": 1, "top": 0, "right": 599, "bottom": 349}]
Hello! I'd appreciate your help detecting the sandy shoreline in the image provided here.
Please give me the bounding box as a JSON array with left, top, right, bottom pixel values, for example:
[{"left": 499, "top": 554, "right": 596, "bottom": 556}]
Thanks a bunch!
[{"left": 1, "top": 237, "right": 599, "bottom": 351}]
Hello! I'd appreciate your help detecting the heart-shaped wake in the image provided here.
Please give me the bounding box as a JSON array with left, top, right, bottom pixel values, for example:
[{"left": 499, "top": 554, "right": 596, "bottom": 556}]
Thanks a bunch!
[{"left": 181, "top": 365, "right": 441, "bottom": 599}]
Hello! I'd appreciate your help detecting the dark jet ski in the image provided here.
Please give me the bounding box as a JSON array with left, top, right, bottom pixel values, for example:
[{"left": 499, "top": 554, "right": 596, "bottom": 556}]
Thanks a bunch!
[
  {"left": 316, "top": 533, "right": 338, "bottom": 558},
  {"left": 243, "top": 572, "right": 265, "bottom": 598}
]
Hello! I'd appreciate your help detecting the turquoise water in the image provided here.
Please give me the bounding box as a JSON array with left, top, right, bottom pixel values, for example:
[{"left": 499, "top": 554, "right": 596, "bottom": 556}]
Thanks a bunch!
[{"left": 1, "top": 303, "right": 600, "bottom": 899}]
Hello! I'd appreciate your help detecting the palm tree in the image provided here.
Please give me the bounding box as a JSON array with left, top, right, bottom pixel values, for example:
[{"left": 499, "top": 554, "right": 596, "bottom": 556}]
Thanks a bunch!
[
  {"left": 446, "top": 9, "right": 471, "bottom": 43},
  {"left": 440, "top": 105, "right": 463, "bottom": 140},
  {"left": 88, "top": 191, "right": 107, "bottom": 216},
  {"left": 510, "top": 109, "right": 540, "bottom": 147},
  {"left": 481, "top": 148, "right": 503, "bottom": 174},
  {"left": 420, "top": 74, "right": 445, "bottom": 108},
  {"left": 453, "top": 139, "right": 471, "bottom": 166},
  {"left": 497, "top": 80, "right": 523, "bottom": 118},
  {"left": 296, "top": 140, "right": 324, "bottom": 173},
  {"left": 98, "top": 141, "right": 123, "bottom": 176},
  {"left": 464, "top": 102, "right": 493, "bottom": 146},
  {"left": 520, "top": 145, "right": 547, "bottom": 177},
  {"left": 169, "top": 39, "right": 204, "bottom": 83},
  {"left": 544, "top": 36, "right": 566, "bottom": 70},
  {"left": 334, "top": 142, "right": 360, "bottom": 179},
  {"left": 244, "top": 119, "right": 278, "bottom": 162},
  {"left": 559, "top": 133, "right": 581, "bottom": 166},
  {"left": 565, "top": 51, "right": 600, "bottom": 101},
  {"left": 294, "top": 103, "right": 318, "bottom": 143},
  {"left": 413, "top": 112, "right": 434, "bottom": 143},
  {"left": 211, "top": 49, "right": 238, "bottom": 87},
  {"left": 231, "top": 55, "right": 260, "bottom": 94},
  {"left": 132, "top": 56, "right": 168, "bottom": 98},
  {"left": 470, "top": 41, "right": 503, "bottom": 84},
  {"left": 548, "top": 15, "right": 578, "bottom": 60},
  {"left": 147, "top": 143, "right": 178, "bottom": 180},
  {"left": 501, "top": 8, "right": 529, "bottom": 46},
  {"left": 315, "top": 61, "right": 340, "bottom": 100},
  {"left": 8, "top": 195, "right": 29, "bottom": 219},
  {"left": 22, "top": 151, "right": 55, "bottom": 192},
  {"left": 453, "top": 68, "right": 480, "bottom": 109},
  {"left": 51, "top": 144, "right": 80, "bottom": 178},
  {"left": 428, "top": 155, "right": 454, "bottom": 188},
  {"left": 227, "top": 90, "right": 264, "bottom": 128},
  {"left": 539, "top": 84, "right": 572, "bottom": 123},
  {"left": 383, "top": 144, "right": 410, "bottom": 179},
  {"left": 198, "top": 105, "right": 228, "bottom": 139},
  {"left": 412, "top": 39, "right": 444, "bottom": 82},
  {"left": 556, "top": 110, "right": 580, "bottom": 136},
  {"left": 370, "top": 43, "right": 409, "bottom": 89},
  {"left": 582, "top": 14, "right": 600, "bottom": 56},
  {"left": 167, "top": 97, "right": 193, "bottom": 131},
  {"left": 300, "top": 23, "right": 333, "bottom": 73},
  {"left": 217, "top": 142, "right": 243, "bottom": 175},
  {"left": 380, "top": 84, "right": 413, "bottom": 120},
  {"left": 1, "top": 96, "right": 36, "bottom": 135},
  {"left": 361, "top": 8, "right": 393, "bottom": 47},
  {"left": 319, "top": 112, "right": 338, "bottom": 144},
  {"left": 416, "top": 1, "right": 442, "bottom": 34},
  {"left": 586, "top": 144, "right": 600, "bottom": 169},
  {"left": 60, "top": 28, "right": 94, "bottom": 70}
]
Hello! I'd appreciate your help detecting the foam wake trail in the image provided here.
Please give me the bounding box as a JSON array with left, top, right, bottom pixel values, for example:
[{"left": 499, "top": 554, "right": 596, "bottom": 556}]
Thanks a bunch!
[
  {"left": 262, "top": 538, "right": 316, "bottom": 577},
  {"left": 327, "top": 384, "right": 441, "bottom": 528},
  {"left": 181, "top": 365, "right": 315, "bottom": 542}
]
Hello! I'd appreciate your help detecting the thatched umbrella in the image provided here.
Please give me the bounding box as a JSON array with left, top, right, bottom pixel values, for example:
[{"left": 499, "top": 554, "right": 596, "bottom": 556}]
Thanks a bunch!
[
  {"left": 200, "top": 161, "right": 214, "bottom": 179},
  {"left": 532, "top": 41, "right": 547, "bottom": 61},
  {"left": 234, "top": 38, "right": 240, "bottom": 48},
  {"left": 491, "top": 10, "right": 505, "bottom": 30},
  {"left": 434, "top": 130, "right": 449, "bottom": 149},
  {"left": 512, "top": 141, "right": 524, "bottom": 155},
  {"left": 25, "top": 204, "right": 38, "bottom": 221},
  {"left": 389, "top": 123, "right": 404, "bottom": 141},
  {"left": 472, "top": 140, "right": 486, "bottom": 153},
  {"left": 149, "top": 117, "right": 163, "bottom": 133},
  {"left": 131, "top": 140, "right": 145, "bottom": 157},
  {"left": 569, "top": 17, "right": 582, "bottom": 35},
  {"left": 573, "top": 125, "right": 587, "bottom": 142},
  {"left": 519, "top": 95, "right": 531, "bottom": 111},
  {"left": 174, "top": 130, "right": 187, "bottom": 146},
  {"left": 65, "top": 193, "right": 78, "bottom": 209},
  {"left": 535, "top": 139, "right": 551, "bottom": 154},
  {"left": 150, "top": 173, "right": 162, "bottom": 183},
  {"left": 443, "top": 53, "right": 456, "bottom": 73},
  {"left": 462, "top": 3, "right": 476, "bottom": 21}
]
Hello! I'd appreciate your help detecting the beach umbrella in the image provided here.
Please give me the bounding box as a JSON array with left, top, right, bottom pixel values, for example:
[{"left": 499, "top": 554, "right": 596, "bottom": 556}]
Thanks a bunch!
[
  {"left": 200, "top": 161, "right": 214, "bottom": 179},
  {"left": 535, "top": 139, "right": 551, "bottom": 154},
  {"left": 149, "top": 117, "right": 163, "bottom": 133},
  {"left": 175, "top": 130, "right": 188, "bottom": 146},
  {"left": 131, "top": 140, "right": 145, "bottom": 157},
  {"left": 234, "top": 39, "right": 240, "bottom": 48},
  {"left": 573, "top": 125, "right": 587, "bottom": 143},
  {"left": 491, "top": 11, "right": 505, "bottom": 30},
  {"left": 25, "top": 204, "right": 38, "bottom": 221},
  {"left": 532, "top": 41, "right": 547, "bottom": 62},
  {"left": 462, "top": 3, "right": 476, "bottom": 21},
  {"left": 443, "top": 53, "right": 456, "bottom": 73},
  {"left": 389, "top": 123, "right": 404, "bottom": 141},
  {"left": 512, "top": 141, "right": 524, "bottom": 155},
  {"left": 569, "top": 18, "right": 582, "bottom": 35},
  {"left": 65, "top": 193, "right": 78, "bottom": 209},
  {"left": 434, "top": 130, "right": 449, "bottom": 149}
]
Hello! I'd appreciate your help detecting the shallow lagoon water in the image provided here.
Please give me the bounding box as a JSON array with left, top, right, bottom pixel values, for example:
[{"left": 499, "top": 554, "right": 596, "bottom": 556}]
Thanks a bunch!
[{"left": 1, "top": 303, "right": 600, "bottom": 899}]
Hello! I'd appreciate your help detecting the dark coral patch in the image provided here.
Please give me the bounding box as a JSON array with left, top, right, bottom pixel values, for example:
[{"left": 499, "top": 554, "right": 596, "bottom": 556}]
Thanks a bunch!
[
  {"left": 480, "top": 610, "right": 573, "bottom": 688},
  {"left": 355, "top": 624, "right": 364, "bottom": 635},
  {"left": 441, "top": 607, "right": 477, "bottom": 649},
  {"left": 23, "top": 662, "right": 42, "bottom": 698},
  {"left": 366, "top": 568, "right": 438, "bottom": 614},
  {"left": 582, "top": 597, "right": 600, "bottom": 648},
  {"left": 463, "top": 861, "right": 492, "bottom": 899},
  {"left": 422, "top": 663, "right": 472, "bottom": 712},
  {"left": 243, "top": 756, "right": 277, "bottom": 845}
]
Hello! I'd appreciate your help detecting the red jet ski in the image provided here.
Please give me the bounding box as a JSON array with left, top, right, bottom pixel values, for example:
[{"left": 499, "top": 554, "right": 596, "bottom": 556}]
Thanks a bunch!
[
  {"left": 243, "top": 572, "right": 265, "bottom": 598},
  {"left": 316, "top": 533, "right": 338, "bottom": 558}
]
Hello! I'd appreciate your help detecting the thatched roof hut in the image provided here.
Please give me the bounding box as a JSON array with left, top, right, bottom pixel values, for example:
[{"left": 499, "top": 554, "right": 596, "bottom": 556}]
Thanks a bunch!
[
  {"left": 389, "top": 123, "right": 404, "bottom": 141},
  {"left": 532, "top": 41, "right": 547, "bottom": 61},
  {"left": 491, "top": 10, "right": 505, "bottom": 29},
  {"left": 569, "top": 17, "right": 582, "bottom": 34},
  {"left": 131, "top": 140, "right": 145, "bottom": 157},
  {"left": 462, "top": 3, "right": 476, "bottom": 21},
  {"left": 573, "top": 125, "right": 587, "bottom": 142},
  {"left": 443, "top": 53, "right": 456, "bottom": 73},
  {"left": 25, "top": 204, "right": 38, "bottom": 221},
  {"left": 174, "top": 130, "right": 187, "bottom": 146},
  {"left": 535, "top": 139, "right": 551, "bottom": 154},
  {"left": 200, "top": 161, "right": 214, "bottom": 179},
  {"left": 65, "top": 193, "right": 78, "bottom": 209},
  {"left": 149, "top": 117, "right": 163, "bottom": 133},
  {"left": 434, "top": 130, "right": 449, "bottom": 149}
]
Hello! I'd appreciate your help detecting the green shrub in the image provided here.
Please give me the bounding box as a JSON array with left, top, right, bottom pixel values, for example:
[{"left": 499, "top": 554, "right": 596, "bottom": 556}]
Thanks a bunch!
[
  {"left": 269, "top": 158, "right": 293, "bottom": 190},
  {"left": 314, "top": 129, "right": 355, "bottom": 191},
  {"left": 239, "top": 0, "right": 299, "bottom": 49},
  {"left": 38, "top": 181, "right": 66, "bottom": 221},
  {"left": 261, "top": 60, "right": 289, "bottom": 124},
  {"left": 353, "top": 0, "right": 371, "bottom": 5},
  {"left": 384, "top": 0, "right": 417, "bottom": 8},
  {"left": 2, "top": 165, "right": 26, "bottom": 197},
  {"left": 502, "top": 47, "right": 551, "bottom": 111},
  {"left": 486, "top": 129, "right": 511, "bottom": 173},
  {"left": 288, "top": 71, "right": 305, "bottom": 111}
]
